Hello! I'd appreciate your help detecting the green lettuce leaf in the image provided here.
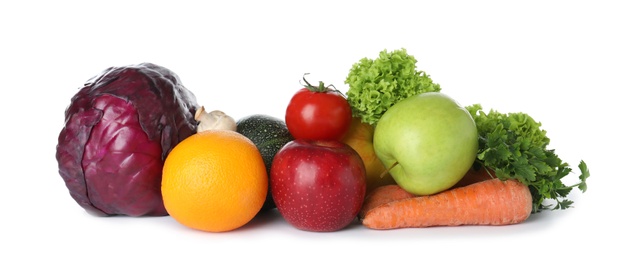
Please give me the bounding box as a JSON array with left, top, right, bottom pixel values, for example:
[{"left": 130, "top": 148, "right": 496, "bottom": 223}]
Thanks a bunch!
[{"left": 345, "top": 48, "right": 441, "bottom": 125}]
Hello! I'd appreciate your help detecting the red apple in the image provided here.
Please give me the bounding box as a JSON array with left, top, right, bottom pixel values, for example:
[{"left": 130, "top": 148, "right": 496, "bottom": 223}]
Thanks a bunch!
[{"left": 270, "top": 139, "right": 367, "bottom": 232}]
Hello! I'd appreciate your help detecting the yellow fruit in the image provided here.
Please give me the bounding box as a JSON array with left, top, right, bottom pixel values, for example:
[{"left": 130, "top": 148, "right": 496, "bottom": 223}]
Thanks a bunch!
[
  {"left": 341, "top": 117, "right": 395, "bottom": 194},
  {"left": 161, "top": 130, "right": 268, "bottom": 232}
]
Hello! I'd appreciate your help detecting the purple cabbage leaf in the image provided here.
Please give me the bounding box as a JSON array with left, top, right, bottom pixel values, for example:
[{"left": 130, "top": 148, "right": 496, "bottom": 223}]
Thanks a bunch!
[{"left": 56, "top": 63, "right": 199, "bottom": 216}]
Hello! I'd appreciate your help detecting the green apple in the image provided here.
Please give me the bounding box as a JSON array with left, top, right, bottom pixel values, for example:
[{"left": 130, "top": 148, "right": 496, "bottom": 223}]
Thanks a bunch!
[{"left": 373, "top": 92, "right": 478, "bottom": 195}]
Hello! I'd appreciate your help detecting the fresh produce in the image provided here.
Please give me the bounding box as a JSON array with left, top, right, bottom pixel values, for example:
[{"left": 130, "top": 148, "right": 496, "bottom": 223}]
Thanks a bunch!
[
  {"left": 161, "top": 130, "right": 268, "bottom": 232},
  {"left": 285, "top": 74, "right": 352, "bottom": 141},
  {"left": 466, "top": 104, "right": 590, "bottom": 212},
  {"left": 341, "top": 48, "right": 442, "bottom": 195},
  {"left": 236, "top": 114, "right": 295, "bottom": 212},
  {"left": 270, "top": 139, "right": 366, "bottom": 232},
  {"left": 195, "top": 106, "right": 237, "bottom": 132},
  {"left": 452, "top": 165, "right": 493, "bottom": 189},
  {"left": 55, "top": 48, "right": 590, "bottom": 233},
  {"left": 340, "top": 117, "right": 395, "bottom": 194},
  {"left": 56, "top": 63, "right": 198, "bottom": 216},
  {"left": 358, "top": 184, "right": 416, "bottom": 219},
  {"left": 374, "top": 92, "right": 479, "bottom": 195},
  {"left": 360, "top": 179, "right": 532, "bottom": 230},
  {"left": 345, "top": 48, "right": 441, "bottom": 126}
]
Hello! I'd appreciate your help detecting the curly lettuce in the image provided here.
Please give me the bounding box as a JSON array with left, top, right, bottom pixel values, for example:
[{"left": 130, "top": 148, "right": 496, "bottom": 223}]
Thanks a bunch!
[{"left": 345, "top": 48, "right": 441, "bottom": 125}]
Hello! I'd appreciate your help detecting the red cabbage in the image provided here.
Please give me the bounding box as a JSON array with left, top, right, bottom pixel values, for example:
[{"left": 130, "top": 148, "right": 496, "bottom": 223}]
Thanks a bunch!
[{"left": 56, "top": 63, "right": 199, "bottom": 216}]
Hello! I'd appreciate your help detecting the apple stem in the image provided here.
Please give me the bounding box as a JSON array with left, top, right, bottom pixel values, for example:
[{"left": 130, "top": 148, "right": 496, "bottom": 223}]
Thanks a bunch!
[{"left": 379, "top": 161, "right": 399, "bottom": 178}]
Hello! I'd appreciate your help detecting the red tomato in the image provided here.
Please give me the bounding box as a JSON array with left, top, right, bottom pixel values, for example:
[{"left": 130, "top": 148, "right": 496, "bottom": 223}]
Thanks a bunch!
[{"left": 285, "top": 76, "right": 352, "bottom": 141}]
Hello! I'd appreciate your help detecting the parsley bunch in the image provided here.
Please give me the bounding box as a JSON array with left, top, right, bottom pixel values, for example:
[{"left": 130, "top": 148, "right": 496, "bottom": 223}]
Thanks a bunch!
[
  {"left": 466, "top": 104, "right": 590, "bottom": 213},
  {"left": 345, "top": 48, "right": 441, "bottom": 125}
]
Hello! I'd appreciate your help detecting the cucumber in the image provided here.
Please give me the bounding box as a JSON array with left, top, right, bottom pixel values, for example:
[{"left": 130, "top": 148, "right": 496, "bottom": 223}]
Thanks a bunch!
[{"left": 236, "top": 114, "right": 294, "bottom": 212}]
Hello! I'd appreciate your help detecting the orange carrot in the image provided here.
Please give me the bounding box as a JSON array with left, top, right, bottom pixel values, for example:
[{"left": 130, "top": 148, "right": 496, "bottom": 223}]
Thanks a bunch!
[
  {"left": 359, "top": 185, "right": 416, "bottom": 218},
  {"left": 361, "top": 178, "right": 533, "bottom": 230}
]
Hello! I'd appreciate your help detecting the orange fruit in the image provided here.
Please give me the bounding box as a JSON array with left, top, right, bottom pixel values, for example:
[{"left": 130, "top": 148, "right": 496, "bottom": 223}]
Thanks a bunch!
[{"left": 161, "top": 130, "right": 268, "bottom": 232}]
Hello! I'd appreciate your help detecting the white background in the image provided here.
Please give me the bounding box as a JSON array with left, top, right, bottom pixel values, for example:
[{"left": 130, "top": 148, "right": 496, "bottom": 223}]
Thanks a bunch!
[{"left": 2, "top": 0, "right": 635, "bottom": 259}]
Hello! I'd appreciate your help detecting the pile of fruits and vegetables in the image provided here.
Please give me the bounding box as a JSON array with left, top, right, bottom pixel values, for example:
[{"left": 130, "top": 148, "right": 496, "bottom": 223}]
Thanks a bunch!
[{"left": 55, "top": 49, "right": 590, "bottom": 232}]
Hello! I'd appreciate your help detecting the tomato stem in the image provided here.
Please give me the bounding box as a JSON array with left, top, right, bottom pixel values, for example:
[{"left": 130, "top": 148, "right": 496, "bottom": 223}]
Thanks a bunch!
[{"left": 301, "top": 73, "right": 346, "bottom": 98}]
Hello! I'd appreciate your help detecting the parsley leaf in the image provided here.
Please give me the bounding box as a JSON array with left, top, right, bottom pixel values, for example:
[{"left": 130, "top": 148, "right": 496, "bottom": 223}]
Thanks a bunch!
[{"left": 466, "top": 104, "right": 590, "bottom": 213}]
